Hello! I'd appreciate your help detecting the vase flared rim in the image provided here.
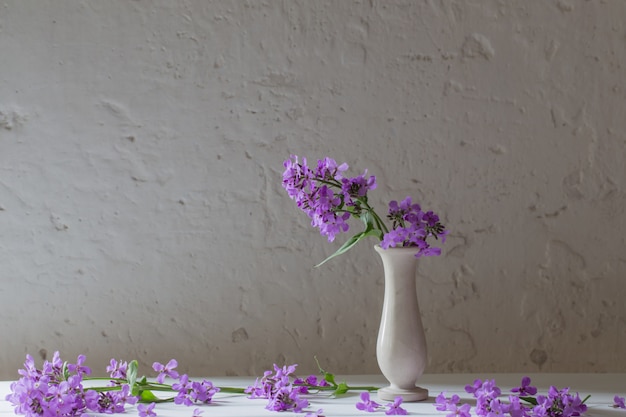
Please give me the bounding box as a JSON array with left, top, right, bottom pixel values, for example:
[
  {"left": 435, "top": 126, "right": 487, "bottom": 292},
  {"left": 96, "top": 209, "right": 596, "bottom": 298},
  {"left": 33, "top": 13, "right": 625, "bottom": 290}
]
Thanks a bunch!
[{"left": 374, "top": 244, "right": 422, "bottom": 254}]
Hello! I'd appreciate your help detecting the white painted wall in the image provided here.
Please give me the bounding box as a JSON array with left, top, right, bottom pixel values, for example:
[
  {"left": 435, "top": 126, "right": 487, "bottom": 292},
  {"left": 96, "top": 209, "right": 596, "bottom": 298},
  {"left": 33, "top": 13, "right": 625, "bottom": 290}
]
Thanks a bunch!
[{"left": 1, "top": 1, "right": 625, "bottom": 379}]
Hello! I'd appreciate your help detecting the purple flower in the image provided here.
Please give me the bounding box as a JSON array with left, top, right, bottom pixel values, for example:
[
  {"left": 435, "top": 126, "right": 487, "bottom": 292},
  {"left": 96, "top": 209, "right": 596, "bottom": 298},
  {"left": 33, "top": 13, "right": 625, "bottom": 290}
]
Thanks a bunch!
[
  {"left": 562, "top": 391, "right": 587, "bottom": 417},
  {"left": 265, "top": 385, "right": 309, "bottom": 412},
  {"left": 191, "top": 408, "right": 203, "bottom": 417},
  {"left": 423, "top": 211, "right": 440, "bottom": 227},
  {"left": 305, "top": 408, "right": 325, "bottom": 417},
  {"left": 465, "top": 379, "right": 501, "bottom": 399},
  {"left": 388, "top": 197, "right": 421, "bottom": 225},
  {"left": 189, "top": 380, "right": 219, "bottom": 404},
  {"left": 533, "top": 395, "right": 550, "bottom": 417},
  {"left": 341, "top": 171, "right": 377, "bottom": 202},
  {"left": 501, "top": 395, "right": 531, "bottom": 417},
  {"left": 41, "top": 351, "right": 64, "bottom": 379},
  {"left": 435, "top": 392, "right": 472, "bottom": 417},
  {"left": 96, "top": 391, "right": 123, "bottom": 413},
  {"left": 92, "top": 383, "right": 138, "bottom": 413},
  {"left": 47, "top": 381, "right": 76, "bottom": 415},
  {"left": 152, "top": 359, "right": 179, "bottom": 383},
  {"left": 532, "top": 386, "right": 587, "bottom": 417},
  {"left": 116, "top": 384, "right": 138, "bottom": 406},
  {"left": 244, "top": 363, "right": 309, "bottom": 412},
  {"left": 244, "top": 377, "right": 269, "bottom": 399},
  {"left": 356, "top": 391, "right": 382, "bottom": 412},
  {"left": 381, "top": 196, "right": 444, "bottom": 257},
  {"left": 172, "top": 374, "right": 192, "bottom": 405},
  {"left": 464, "top": 379, "right": 502, "bottom": 417},
  {"left": 485, "top": 398, "right": 506, "bottom": 417},
  {"left": 385, "top": 396, "right": 408, "bottom": 415},
  {"left": 315, "top": 157, "right": 348, "bottom": 181},
  {"left": 613, "top": 396, "right": 626, "bottom": 409},
  {"left": 137, "top": 402, "right": 157, "bottom": 417},
  {"left": 83, "top": 389, "right": 100, "bottom": 411},
  {"left": 106, "top": 359, "right": 128, "bottom": 380},
  {"left": 305, "top": 375, "right": 319, "bottom": 385},
  {"left": 282, "top": 155, "right": 312, "bottom": 199},
  {"left": 17, "top": 354, "right": 39, "bottom": 379},
  {"left": 511, "top": 376, "right": 537, "bottom": 396},
  {"left": 67, "top": 355, "right": 91, "bottom": 376},
  {"left": 435, "top": 392, "right": 454, "bottom": 411}
]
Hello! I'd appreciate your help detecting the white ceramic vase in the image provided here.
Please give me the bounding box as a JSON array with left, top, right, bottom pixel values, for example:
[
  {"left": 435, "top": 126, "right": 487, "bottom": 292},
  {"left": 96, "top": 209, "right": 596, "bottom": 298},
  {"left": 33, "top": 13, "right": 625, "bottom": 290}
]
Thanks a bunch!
[{"left": 374, "top": 244, "right": 428, "bottom": 402}]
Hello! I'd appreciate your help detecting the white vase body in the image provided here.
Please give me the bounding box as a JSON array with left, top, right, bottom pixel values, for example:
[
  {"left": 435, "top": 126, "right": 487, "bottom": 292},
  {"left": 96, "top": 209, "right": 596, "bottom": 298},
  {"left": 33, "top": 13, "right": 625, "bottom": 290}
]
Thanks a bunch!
[{"left": 375, "top": 245, "right": 428, "bottom": 402}]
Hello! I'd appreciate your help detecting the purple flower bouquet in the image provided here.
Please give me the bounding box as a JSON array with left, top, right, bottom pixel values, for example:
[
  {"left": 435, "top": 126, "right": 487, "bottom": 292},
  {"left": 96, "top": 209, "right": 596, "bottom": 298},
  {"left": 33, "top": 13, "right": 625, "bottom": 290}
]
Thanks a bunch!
[{"left": 282, "top": 155, "right": 447, "bottom": 265}]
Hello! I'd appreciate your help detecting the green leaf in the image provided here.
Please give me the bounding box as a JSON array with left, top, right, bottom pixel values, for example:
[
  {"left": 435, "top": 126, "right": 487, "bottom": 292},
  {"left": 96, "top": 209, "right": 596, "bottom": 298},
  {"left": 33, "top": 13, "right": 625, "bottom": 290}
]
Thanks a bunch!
[
  {"left": 314, "top": 356, "right": 325, "bottom": 374},
  {"left": 323, "top": 372, "right": 337, "bottom": 387},
  {"left": 127, "top": 360, "right": 138, "bottom": 395},
  {"left": 333, "top": 382, "right": 349, "bottom": 396},
  {"left": 62, "top": 362, "right": 70, "bottom": 381},
  {"left": 315, "top": 228, "right": 381, "bottom": 267},
  {"left": 519, "top": 396, "right": 538, "bottom": 406},
  {"left": 360, "top": 211, "right": 374, "bottom": 228},
  {"left": 138, "top": 390, "right": 161, "bottom": 403}
]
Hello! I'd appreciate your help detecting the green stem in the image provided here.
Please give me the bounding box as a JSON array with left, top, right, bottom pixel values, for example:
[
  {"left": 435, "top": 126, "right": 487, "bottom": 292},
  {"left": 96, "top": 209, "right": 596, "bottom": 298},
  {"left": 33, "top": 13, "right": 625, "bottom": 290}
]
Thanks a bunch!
[
  {"left": 360, "top": 200, "right": 388, "bottom": 235},
  {"left": 299, "top": 381, "right": 379, "bottom": 394},
  {"left": 214, "top": 387, "right": 247, "bottom": 394},
  {"left": 82, "top": 378, "right": 247, "bottom": 395},
  {"left": 82, "top": 372, "right": 376, "bottom": 400},
  {"left": 337, "top": 385, "right": 379, "bottom": 392}
]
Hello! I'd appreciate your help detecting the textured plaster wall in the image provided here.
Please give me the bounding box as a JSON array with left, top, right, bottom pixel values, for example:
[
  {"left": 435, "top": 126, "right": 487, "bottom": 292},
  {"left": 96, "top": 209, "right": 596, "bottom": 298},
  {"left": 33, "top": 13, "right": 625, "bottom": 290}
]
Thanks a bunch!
[{"left": 1, "top": 1, "right": 625, "bottom": 379}]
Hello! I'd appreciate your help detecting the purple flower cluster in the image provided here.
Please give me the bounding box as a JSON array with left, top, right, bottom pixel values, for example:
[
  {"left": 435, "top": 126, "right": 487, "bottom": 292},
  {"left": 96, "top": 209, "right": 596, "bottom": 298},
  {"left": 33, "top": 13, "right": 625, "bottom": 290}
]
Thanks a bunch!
[
  {"left": 282, "top": 155, "right": 375, "bottom": 242},
  {"left": 5, "top": 353, "right": 223, "bottom": 417},
  {"left": 435, "top": 393, "right": 472, "bottom": 417},
  {"left": 151, "top": 360, "right": 219, "bottom": 406},
  {"left": 435, "top": 377, "right": 588, "bottom": 417},
  {"left": 5, "top": 352, "right": 138, "bottom": 417},
  {"left": 282, "top": 155, "right": 446, "bottom": 260},
  {"left": 355, "top": 392, "right": 408, "bottom": 415},
  {"left": 244, "top": 364, "right": 313, "bottom": 413},
  {"left": 381, "top": 196, "right": 446, "bottom": 257}
]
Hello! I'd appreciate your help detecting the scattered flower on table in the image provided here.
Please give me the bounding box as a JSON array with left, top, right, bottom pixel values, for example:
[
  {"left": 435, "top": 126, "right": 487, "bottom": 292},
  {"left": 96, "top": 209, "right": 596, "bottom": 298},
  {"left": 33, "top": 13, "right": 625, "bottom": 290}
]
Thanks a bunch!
[
  {"left": 356, "top": 391, "right": 407, "bottom": 415},
  {"left": 244, "top": 362, "right": 377, "bottom": 413},
  {"left": 434, "top": 376, "right": 590, "bottom": 417},
  {"left": 385, "top": 396, "right": 409, "bottom": 415},
  {"left": 153, "top": 359, "right": 180, "bottom": 383},
  {"left": 137, "top": 402, "right": 156, "bottom": 417},
  {"left": 6, "top": 352, "right": 132, "bottom": 417},
  {"left": 5, "top": 353, "right": 224, "bottom": 417},
  {"left": 511, "top": 376, "right": 538, "bottom": 396},
  {"left": 356, "top": 391, "right": 382, "bottom": 412},
  {"left": 12, "top": 352, "right": 621, "bottom": 417},
  {"left": 282, "top": 155, "right": 447, "bottom": 265},
  {"left": 435, "top": 393, "right": 472, "bottom": 417}
]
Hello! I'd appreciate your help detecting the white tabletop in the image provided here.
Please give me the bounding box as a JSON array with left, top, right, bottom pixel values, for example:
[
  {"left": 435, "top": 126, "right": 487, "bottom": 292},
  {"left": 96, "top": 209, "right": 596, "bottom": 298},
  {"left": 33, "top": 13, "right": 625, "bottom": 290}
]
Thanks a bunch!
[{"left": 1, "top": 373, "right": 624, "bottom": 417}]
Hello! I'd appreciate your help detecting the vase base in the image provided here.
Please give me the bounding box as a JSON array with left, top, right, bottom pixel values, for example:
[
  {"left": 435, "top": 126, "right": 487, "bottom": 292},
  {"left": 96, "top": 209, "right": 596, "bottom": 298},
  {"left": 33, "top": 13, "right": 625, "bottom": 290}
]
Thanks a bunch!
[{"left": 377, "top": 385, "right": 428, "bottom": 402}]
